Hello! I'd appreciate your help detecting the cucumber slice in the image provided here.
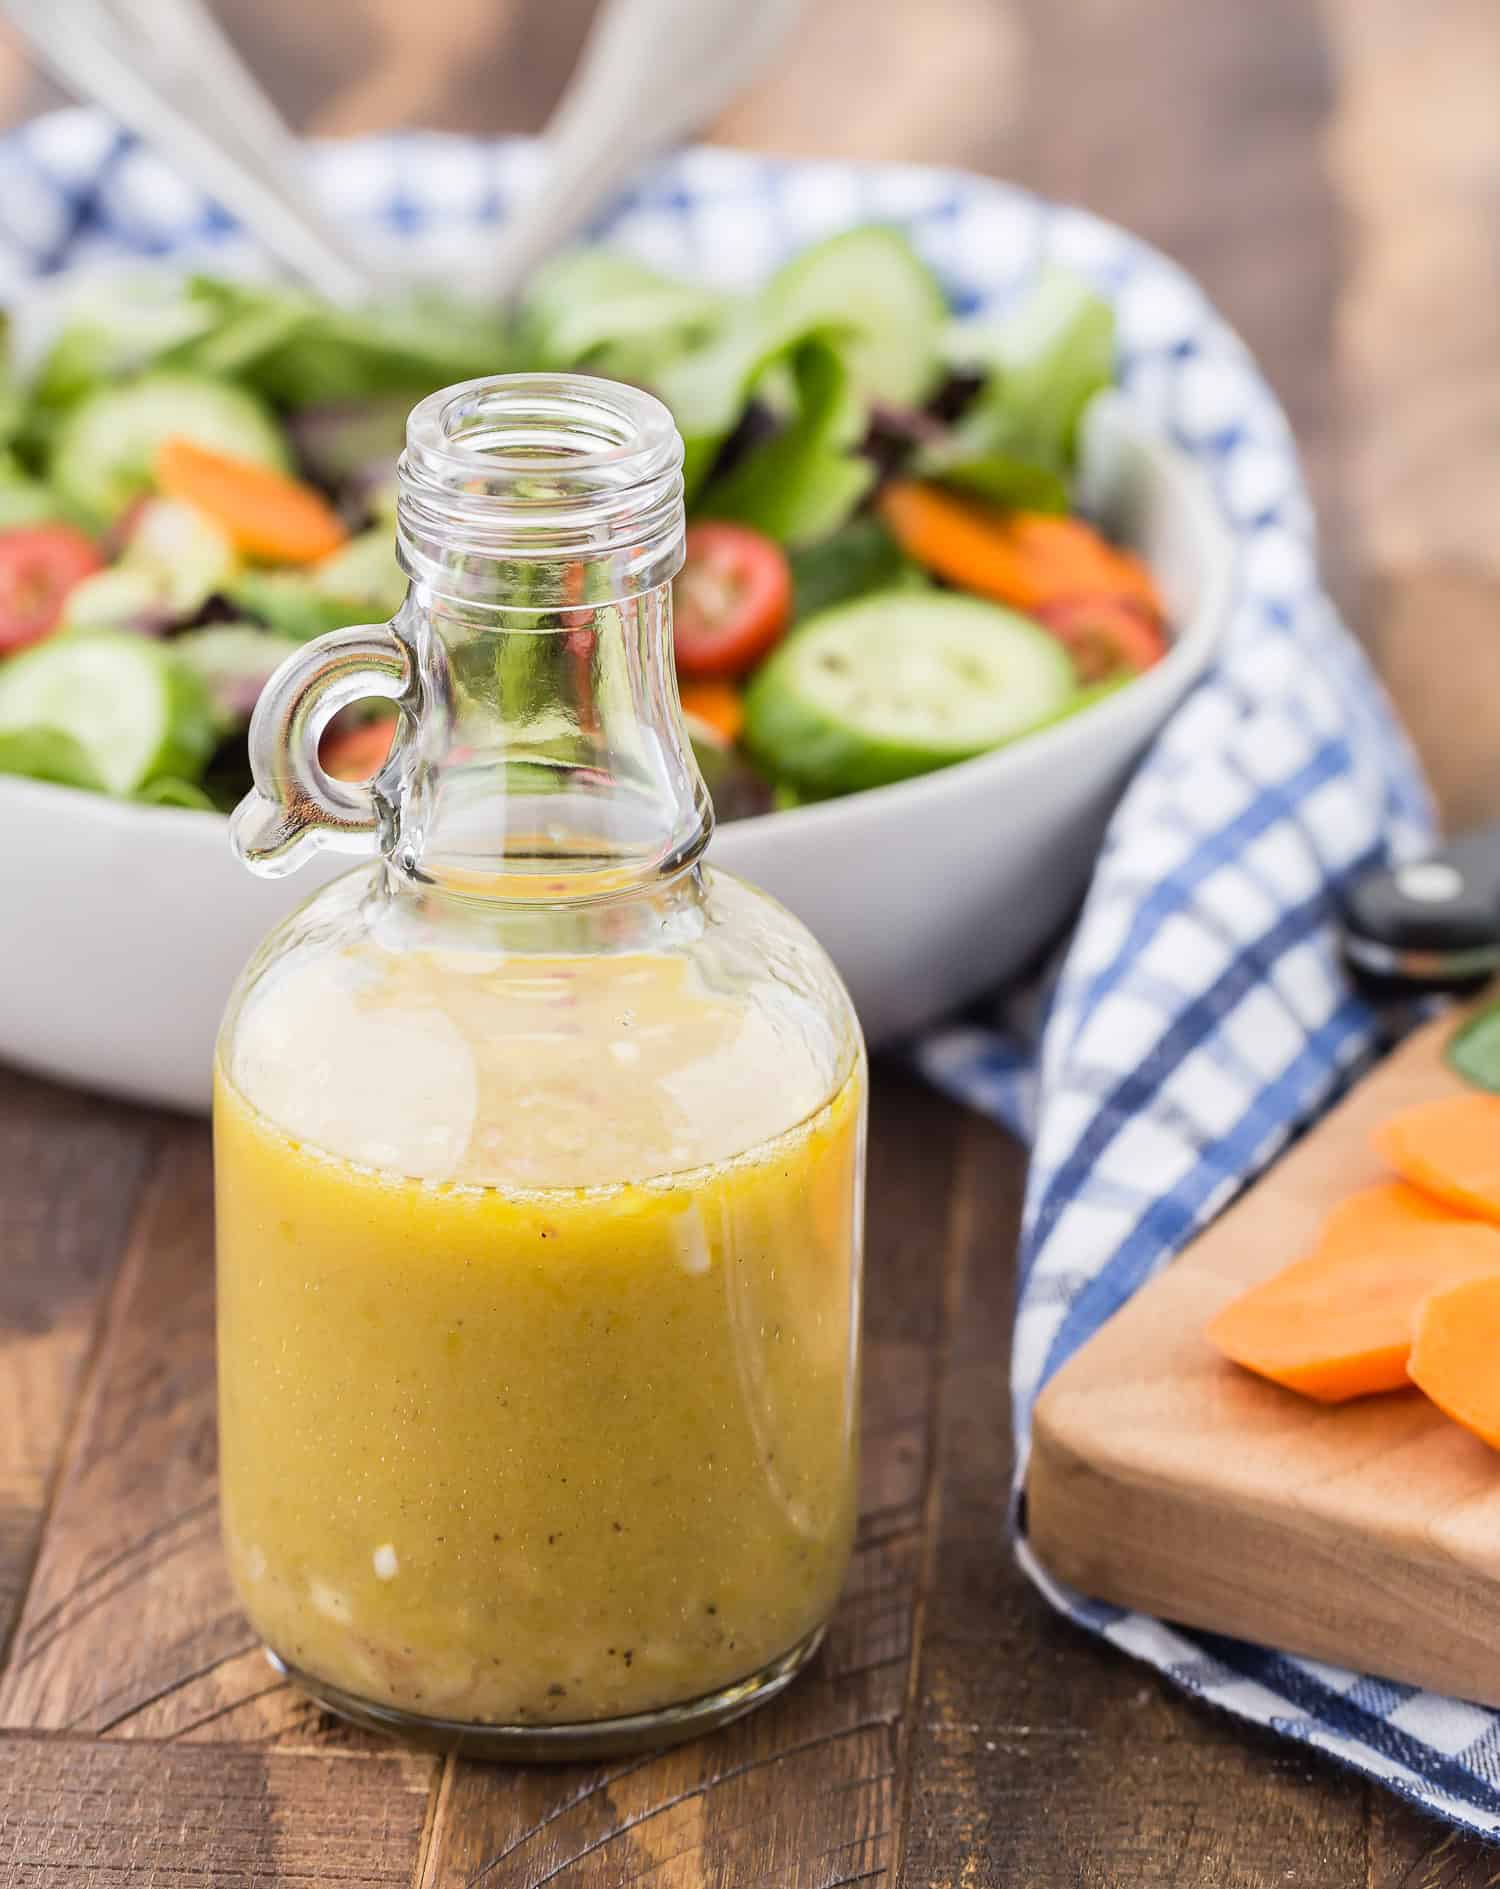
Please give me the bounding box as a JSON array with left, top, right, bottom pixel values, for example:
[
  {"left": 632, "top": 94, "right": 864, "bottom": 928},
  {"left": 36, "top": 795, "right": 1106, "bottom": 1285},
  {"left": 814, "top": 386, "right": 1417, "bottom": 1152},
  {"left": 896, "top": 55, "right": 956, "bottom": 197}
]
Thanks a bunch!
[
  {"left": 313, "top": 529, "right": 405, "bottom": 616},
  {"left": 123, "top": 497, "right": 238, "bottom": 613},
  {"left": 744, "top": 592, "right": 1075, "bottom": 794},
  {"left": 62, "top": 566, "right": 171, "bottom": 634},
  {"left": 0, "top": 631, "right": 216, "bottom": 795},
  {"left": 67, "top": 498, "right": 241, "bottom": 631},
  {"left": 763, "top": 227, "right": 948, "bottom": 406},
  {"left": 228, "top": 529, "right": 404, "bottom": 640},
  {"left": 48, "top": 372, "right": 290, "bottom": 523}
]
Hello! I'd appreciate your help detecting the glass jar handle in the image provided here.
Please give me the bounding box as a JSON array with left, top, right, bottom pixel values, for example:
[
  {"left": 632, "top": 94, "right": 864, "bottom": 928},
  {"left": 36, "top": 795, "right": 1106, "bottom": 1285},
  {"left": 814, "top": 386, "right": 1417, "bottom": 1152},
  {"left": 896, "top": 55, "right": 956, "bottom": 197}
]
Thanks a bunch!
[{"left": 230, "top": 623, "right": 411, "bottom": 878}]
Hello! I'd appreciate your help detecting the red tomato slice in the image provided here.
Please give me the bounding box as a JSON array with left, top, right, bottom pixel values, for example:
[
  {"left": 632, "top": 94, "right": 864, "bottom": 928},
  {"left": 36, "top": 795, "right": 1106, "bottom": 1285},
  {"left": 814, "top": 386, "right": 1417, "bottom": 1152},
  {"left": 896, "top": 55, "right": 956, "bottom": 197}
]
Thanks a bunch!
[
  {"left": 0, "top": 524, "right": 104, "bottom": 654},
  {"left": 673, "top": 522, "right": 792, "bottom": 679},
  {"left": 1032, "top": 594, "right": 1167, "bottom": 683},
  {"left": 321, "top": 713, "right": 398, "bottom": 782}
]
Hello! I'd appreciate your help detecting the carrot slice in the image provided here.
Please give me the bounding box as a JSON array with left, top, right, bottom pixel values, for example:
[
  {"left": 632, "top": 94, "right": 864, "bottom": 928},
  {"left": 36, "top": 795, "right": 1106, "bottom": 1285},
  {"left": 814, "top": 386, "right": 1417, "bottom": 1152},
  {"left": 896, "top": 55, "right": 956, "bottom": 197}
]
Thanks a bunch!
[
  {"left": 678, "top": 677, "right": 745, "bottom": 744},
  {"left": 1373, "top": 1093, "right": 1500, "bottom": 1222},
  {"left": 1408, "top": 1274, "right": 1500, "bottom": 1450},
  {"left": 1317, "top": 1178, "right": 1472, "bottom": 1249},
  {"left": 876, "top": 482, "right": 1163, "bottom": 617},
  {"left": 155, "top": 437, "right": 347, "bottom": 564},
  {"left": 1205, "top": 1189, "right": 1500, "bottom": 1402}
]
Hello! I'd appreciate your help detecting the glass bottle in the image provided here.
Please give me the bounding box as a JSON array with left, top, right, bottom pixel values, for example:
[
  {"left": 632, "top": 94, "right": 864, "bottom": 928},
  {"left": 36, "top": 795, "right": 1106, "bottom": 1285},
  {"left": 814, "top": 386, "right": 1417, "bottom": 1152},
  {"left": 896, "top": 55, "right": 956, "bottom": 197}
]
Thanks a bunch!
[{"left": 213, "top": 374, "right": 866, "bottom": 1758}]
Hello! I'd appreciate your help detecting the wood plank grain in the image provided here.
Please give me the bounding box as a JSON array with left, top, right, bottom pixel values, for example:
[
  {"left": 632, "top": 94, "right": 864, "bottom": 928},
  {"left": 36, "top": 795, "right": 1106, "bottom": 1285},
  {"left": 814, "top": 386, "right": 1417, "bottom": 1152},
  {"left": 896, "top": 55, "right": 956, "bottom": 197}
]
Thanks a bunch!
[
  {"left": 1320, "top": 0, "right": 1500, "bottom": 834},
  {"left": 1366, "top": 566, "right": 1500, "bottom": 834},
  {"left": 419, "top": 1068, "right": 974, "bottom": 1889},
  {"left": 2, "top": 0, "right": 1492, "bottom": 1877},
  {"left": 1323, "top": 0, "right": 1500, "bottom": 582},
  {"left": 1368, "top": 1792, "right": 1500, "bottom": 1889},
  {"left": 1003, "top": 0, "right": 1352, "bottom": 599},
  {"left": 715, "top": 0, "right": 1025, "bottom": 170},
  {"left": 0, "top": 1733, "right": 432, "bottom": 1886},
  {"left": 0, "top": 1068, "right": 163, "bottom": 1658},
  {"left": 214, "top": 0, "right": 596, "bottom": 138},
  {"left": 0, "top": 1124, "right": 365, "bottom": 1747},
  {"left": 896, "top": 1112, "right": 1371, "bottom": 1886}
]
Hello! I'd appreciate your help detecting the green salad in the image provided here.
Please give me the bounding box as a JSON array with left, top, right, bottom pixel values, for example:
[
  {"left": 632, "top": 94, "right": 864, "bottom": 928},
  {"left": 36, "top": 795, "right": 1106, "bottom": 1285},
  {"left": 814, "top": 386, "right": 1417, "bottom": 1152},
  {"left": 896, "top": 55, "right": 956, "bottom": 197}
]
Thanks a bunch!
[{"left": 0, "top": 229, "right": 1166, "bottom": 817}]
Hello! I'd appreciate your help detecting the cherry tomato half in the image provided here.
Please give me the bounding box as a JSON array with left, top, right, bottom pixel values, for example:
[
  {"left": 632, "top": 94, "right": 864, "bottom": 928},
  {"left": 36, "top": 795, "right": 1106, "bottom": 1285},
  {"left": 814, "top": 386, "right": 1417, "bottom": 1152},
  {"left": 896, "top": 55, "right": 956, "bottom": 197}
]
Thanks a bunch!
[
  {"left": 0, "top": 524, "right": 104, "bottom": 655},
  {"left": 673, "top": 522, "right": 792, "bottom": 680},
  {"left": 1032, "top": 594, "right": 1167, "bottom": 684}
]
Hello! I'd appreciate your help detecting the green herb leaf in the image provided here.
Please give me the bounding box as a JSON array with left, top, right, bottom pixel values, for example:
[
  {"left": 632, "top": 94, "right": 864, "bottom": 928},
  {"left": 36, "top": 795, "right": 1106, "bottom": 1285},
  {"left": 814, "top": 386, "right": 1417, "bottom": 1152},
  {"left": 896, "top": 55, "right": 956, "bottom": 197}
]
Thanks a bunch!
[
  {"left": 787, "top": 516, "right": 908, "bottom": 621},
  {"left": 1448, "top": 1002, "right": 1500, "bottom": 1094}
]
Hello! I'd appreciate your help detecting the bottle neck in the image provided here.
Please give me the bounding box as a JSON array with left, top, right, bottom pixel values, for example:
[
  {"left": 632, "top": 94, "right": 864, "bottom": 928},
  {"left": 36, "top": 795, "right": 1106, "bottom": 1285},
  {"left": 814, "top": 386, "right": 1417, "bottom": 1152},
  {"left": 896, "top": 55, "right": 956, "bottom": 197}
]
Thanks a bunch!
[
  {"left": 385, "top": 578, "right": 712, "bottom": 902},
  {"left": 379, "top": 374, "right": 709, "bottom": 905}
]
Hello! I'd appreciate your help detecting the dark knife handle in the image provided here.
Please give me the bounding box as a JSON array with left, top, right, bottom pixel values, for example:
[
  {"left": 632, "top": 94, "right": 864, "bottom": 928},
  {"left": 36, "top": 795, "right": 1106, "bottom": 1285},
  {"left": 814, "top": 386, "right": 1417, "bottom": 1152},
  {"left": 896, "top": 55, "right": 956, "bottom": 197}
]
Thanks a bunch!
[{"left": 1341, "top": 827, "right": 1500, "bottom": 988}]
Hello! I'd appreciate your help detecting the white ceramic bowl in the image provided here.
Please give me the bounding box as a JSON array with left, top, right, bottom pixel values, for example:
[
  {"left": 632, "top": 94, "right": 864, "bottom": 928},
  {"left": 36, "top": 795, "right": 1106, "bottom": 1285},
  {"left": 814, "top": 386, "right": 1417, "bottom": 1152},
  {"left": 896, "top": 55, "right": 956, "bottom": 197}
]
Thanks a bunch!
[{"left": 0, "top": 390, "right": 1231, "bottom": 1112}]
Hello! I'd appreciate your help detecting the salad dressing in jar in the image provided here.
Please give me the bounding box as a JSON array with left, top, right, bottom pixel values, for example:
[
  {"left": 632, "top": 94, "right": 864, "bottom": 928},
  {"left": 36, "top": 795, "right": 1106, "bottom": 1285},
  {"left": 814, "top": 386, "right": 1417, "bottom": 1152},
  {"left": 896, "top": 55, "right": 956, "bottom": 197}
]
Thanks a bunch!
[{"left": 214, "top": 374, "right": 865, "bottom": 1756}]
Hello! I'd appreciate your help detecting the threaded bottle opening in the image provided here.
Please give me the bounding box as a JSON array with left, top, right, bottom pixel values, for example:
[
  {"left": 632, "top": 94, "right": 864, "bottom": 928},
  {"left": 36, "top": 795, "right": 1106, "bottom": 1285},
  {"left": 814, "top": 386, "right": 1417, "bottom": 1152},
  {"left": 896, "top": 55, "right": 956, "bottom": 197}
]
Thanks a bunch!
[{"left": 396, "top": 374, "right": 686, "bottom": 611}]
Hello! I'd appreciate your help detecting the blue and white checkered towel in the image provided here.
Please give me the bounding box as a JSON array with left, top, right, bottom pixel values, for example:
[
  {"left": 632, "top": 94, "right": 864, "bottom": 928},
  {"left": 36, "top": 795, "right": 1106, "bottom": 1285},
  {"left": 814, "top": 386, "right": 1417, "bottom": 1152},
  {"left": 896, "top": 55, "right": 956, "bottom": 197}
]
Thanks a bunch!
[{"left": 8, "top": 109, "right": 1494, "bottom": 1837}]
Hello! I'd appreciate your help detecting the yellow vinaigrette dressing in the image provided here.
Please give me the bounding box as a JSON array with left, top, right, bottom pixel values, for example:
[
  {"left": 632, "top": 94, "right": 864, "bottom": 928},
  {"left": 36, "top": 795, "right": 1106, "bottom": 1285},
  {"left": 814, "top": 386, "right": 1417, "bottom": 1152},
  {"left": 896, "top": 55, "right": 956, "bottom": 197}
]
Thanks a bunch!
[
  {"left": 216, "top": 375, "right": 866, "bottom": 1755},
  {"left": 216, "top": 945, "right": 863, "bottom": 1730}
]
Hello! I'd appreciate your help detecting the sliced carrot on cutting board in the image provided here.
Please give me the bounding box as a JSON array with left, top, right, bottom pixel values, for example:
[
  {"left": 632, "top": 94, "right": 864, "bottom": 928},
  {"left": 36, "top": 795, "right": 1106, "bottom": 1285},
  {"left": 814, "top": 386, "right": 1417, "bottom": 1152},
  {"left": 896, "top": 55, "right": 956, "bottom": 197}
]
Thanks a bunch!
[
  {"left": 1317, "top": 1178, "right": 1473, "bottom": 1249},
  {"left": 876, "top": 482, "right": 1163, "bottom": 617},
  {"left": 1373, "top": 1093, "right": 1500, "bottom": 1221},
  {"left": 1205, "top": 1188, "right": 1500, "bottom": 1402},
  {"left": 1408, "top": 1274, "right": 1500, "bottom": 1451},
  {"left": 155, "top": 436, "right": 347, "bottom": 564}
]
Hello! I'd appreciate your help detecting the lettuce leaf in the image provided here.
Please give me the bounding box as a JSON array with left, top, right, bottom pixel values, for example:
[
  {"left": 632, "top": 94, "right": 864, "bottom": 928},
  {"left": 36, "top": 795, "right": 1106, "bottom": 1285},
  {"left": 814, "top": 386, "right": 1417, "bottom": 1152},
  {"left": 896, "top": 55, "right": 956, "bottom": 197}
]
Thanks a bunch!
[
  {"left": 516, "top": 249, "right": 727, "bottom": 383},
  {"left": 0, "top": 725, "right": 106, "bottom": 791},
  {"left": 693, "top": 338, "right": 873, "bottom": 546},
  {"left": 31, "top": 278, "right": 222, "bottom": 409},
  {"left": 787, "top": 516, "right": 907, "bottom": 621},
  {"left": 925, "top": 268, "right": 1114, "bottom": 509},
  {"left": 133, "top": 774, "right": 217, "bottom": 810}
]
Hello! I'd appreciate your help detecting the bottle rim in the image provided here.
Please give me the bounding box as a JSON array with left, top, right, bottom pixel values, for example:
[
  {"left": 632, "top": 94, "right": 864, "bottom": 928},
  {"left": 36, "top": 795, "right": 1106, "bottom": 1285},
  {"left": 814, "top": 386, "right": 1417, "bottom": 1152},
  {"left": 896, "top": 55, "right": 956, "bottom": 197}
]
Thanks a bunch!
[
  {"left": 404, "top": 372, "right": 682, "bottom": 481},
  {"left": 396, "top": 373, "right": 686, "bottom": 606}
]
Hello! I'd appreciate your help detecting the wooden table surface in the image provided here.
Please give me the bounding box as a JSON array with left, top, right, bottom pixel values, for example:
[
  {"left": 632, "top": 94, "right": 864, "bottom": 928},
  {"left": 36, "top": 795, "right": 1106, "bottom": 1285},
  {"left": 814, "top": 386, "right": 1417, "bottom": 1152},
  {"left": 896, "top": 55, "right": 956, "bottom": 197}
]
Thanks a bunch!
[{"left": 2, "top": 2, "right": 1499, "bottom": 1883}]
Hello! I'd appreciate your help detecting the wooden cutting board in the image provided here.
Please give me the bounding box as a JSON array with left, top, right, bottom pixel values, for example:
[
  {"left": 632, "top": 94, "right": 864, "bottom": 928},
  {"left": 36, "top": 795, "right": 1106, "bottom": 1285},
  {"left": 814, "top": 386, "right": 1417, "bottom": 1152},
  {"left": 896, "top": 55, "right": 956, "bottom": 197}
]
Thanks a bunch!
[{"left": 1027, "top": 997, "right": 1500, "bottom": 1705}]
